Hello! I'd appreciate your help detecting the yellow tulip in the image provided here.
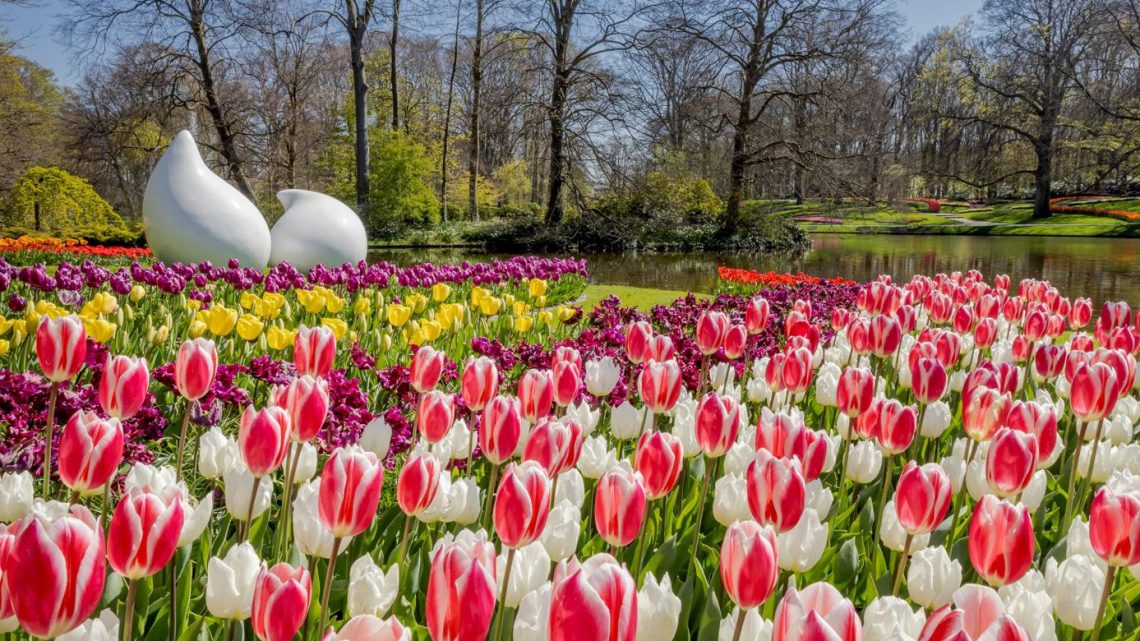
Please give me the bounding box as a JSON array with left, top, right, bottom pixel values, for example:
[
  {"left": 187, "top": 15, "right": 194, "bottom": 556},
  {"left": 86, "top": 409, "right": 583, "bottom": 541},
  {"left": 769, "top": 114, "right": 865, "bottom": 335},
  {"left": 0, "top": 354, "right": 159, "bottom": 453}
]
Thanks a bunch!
[
  {"left": 296, "top": 288, "right": 326, "bottom": 314},
  {"left": 556, "top": 306, "right": 576, "bottom": 322},
  {"left": 84, "top": 317, "right": 116, "bottom": 343},
  {"left": 432, "top": 282, "right": 451, "bottom": 302},
  {"left": 535, "top": 295, "right": 546, "bottom": 308},
  {"left": 387, "top": 304, "right": 412, "bottom": 328},
  {"left": 236, "top": 316, "right": 264, "bottom": 341},
  {"left": 152, "top": 324, "right": 170, "bottom": 345},
  {"left": 514, "top": 315, "right": 534, "bottom": 332},
  {"left": 471, "top": 287, "right": 488, "bottom": 306},
  {"left": 129, "top": 285, "right": 147, "bottom": 303},
  {"left": 512, "top": 301, "right": 530, "bottom": 317},
  {"left": 267, "top": 325, "right": 294, "bottom": 351},
  {"left": 529, "top": 278, "right": 548, "bottom": 299},
  {"left": 0, "top": 339, "right": 8, "bottom": 356},
  {"left": 93, "top": 292, "right": 119, "bottom": 315},
  {"left": 11, "top": 323, "right": 26, "bottom": 346},
  {"left": 186, "top": 299, "right": 203, "bottom": 313},
  {"left": 478, "top": 296, "right": 502, "bottom": 316},
  {"left": 408, "top": 293, "right": 428, "bottom": 314},
  {"left": 0, "top": 318, "right": 11, "bottom": 337},
  {"left": 240, "top": 292, "right": 257, "bottom": 310},
  {"left": 263, "top": 292, "right": 285, "bottom": 310},
  {"left": 187, "top": 320, "right": 207, "bottom": 339},
  {"left": 321, "top": 317, "right": 349, "bottom": 340},
  {"left": 353, "top": 296, "right": 371, "bottom": 316},
  {"left": 538, "top": 310, "right": 554, "bottom": 327},
  {"left": 421, "top": 319, "right": 442, "bottom": 341},
  {"left": 325, "top": 293, "right": 346, "bottom": 314},
  {"left": 204, "top": 306, "right": 238, "bottom": 336}
]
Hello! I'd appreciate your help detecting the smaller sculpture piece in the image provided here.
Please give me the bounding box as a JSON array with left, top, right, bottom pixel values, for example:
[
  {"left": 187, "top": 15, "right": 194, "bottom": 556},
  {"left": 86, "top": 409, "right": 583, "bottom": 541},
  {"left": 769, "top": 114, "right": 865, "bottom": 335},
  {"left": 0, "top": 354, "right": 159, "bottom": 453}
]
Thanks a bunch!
[{"left": 269, "top": 190, "right": 369, "bottom": 271}]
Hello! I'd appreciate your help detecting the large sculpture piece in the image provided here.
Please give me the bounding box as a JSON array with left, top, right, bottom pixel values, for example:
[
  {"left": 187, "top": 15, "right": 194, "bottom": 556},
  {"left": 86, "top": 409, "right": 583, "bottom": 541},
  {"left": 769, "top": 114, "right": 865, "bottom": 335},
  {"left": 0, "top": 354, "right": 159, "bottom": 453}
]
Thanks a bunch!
[
  {"left": 142, "top": 131, "right": 272, "bottom": 268},
  {"left": 269, "top": 189, "right": 368, "bottom": 271}
]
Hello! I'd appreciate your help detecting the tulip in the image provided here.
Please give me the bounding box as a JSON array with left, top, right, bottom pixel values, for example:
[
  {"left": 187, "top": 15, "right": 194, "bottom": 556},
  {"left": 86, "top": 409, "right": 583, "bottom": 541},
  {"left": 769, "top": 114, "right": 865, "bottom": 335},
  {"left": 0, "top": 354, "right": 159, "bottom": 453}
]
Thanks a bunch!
[
  {"left": 495, "top": 541, "right": 551, "bottom": 609},
  {"left": 8, "top": 506, "right": 105, "bottom": 639},
  {"left": 985, "top": 428, "right": 1038, "bottom": 497},
  {"left": 462, "top": 356, "right": 500, "bottom": 411},
  {"left": 696, "top": 392, "right": 742, "bottom": 458},
  {"left": 359, "top": 416, "right": 393, "bottom": 459},
  {"left": 845, "top": 440, "right": 883, "bottom": 484},
  {"left": 224, "top": 465, "right": 273, "bottom": 523},
  {"left": 586, "top": 357, "right": 621, "bottom": 397},
  {"left": 776, "top": 507, "right": 827, "bottom": 573},
  {"left": 347, "top": 554, "right": 399, "bottom": 618},
  {"left": 720, "top": 520, "right": 779, "bottom": 609},
  {"left": 635, "top": 431, "right": 684, "bottom": 499},
  {"left": 272, "top": 375, "right": 330, "bottom": 443},
  {"left": 426, "top": 530, "right": 498, "bottom": 641},
  {"left": 877, "top": 399, "right": 916, "bottom": 455},
  {"left": 36, "top": 315, "right": 86, "bottom": 383},
  {"left": 552, "top": 360, "right": 582, "bottom": 407},
  {"left": 1085, "top": 486, "right": 1140, "bottom": 640},
  {"left": 594, "top": 466, "right": 647, "bottom": 548},
  {"left": 417, "top": 390, "right": 456, "bottom": 443},
  {"left": 836, "top": 367, "right": 874, "bottom": 417},
  {"left": 697, "top": 310, "right": 731, "bottom": 355},
  {"left": 917, "top": 584, "right": 1029, "bottom": 641},
  {"left": 895, "top": 462, "right": 952, "bottom": 536},
  {"left": 961, "top": 386, "right": 1010, "bottom": 442},
  {"left": 1071, "top": 362, "right": 1122, "bottom": 423},
  {"left": 319, "top": 446, "right": 385, "bottom": 538},
  {"left": 549, "top": 554, "right": 637, "bottom": 641},
  {"left": 912, "top": 357, "right": 947, "bottom": 405},
  {"left": 638, "top": 572, "right": 681, "bottom": 641},
  {"left": 238, "top": 405, "right": 292, "bottom": 478},
  {"left": 397, "top": 453, "right": 442, "bottom": 517},
  {"left": 252, "top": 563, "right": 312, "bottom": 641},
  {"left": 321, "top": 615, "right": 410, "bottom": 641},
  {"left": 97, "top": 354, "right": 149, "bottom": 419},
  {"left": 626, "top": 320, "right": 655, "bottom": 364},
  {"left": 294, "top": 324, "right": 336, "bottom": 377},
  {"left": 411, "top": 345, "right": 446, "bottom": 393},
  {"left": 0, "top": 471, "right": 33, "bottom": 523},
  {"left": 524, "top": 418, "right": 585, "bottom": 478},
  {"left": 639, "top": 359, "right": 683, "bottom": 414},
  {"left": 55, "top": 608, "right": 118, "bottom": 641},
  {"left": 57, "top": 411, "right": 124, "bottom": 495},
  {"left": 206, "top": 541, "right": 261, "bottom": 620},
  {"left": 907, "top": 546, "right": 962, "bottom": 609},
  {"left": 480, "top": 396, "right": 524, "bottom": 465},
  {"left": 969, "top": 495, "right": 1035, "bottom": 587},
  {"left": 108, "top": 486, "right": 184, "bottom": 580},
  {"left": 1044, "top": 555, "right": 1104, "bottom": 631},
  {"left": 292, "top": 479, "right": 347, "bottom": 558},
  {"left": 1071, "top": 297, "right": 1094, "bottom": 329},
  {"left": 495, "top": 460, "right": 553, "bottom": 548},
  {"left": 746, "top": 451, "right": 806, "bottom": 533},
  {"left": 863, "top": 597, "right": 925, "bottom": 641},
  {"left": 713, "top": 473, "right": 753, "bottom": 527},
  {"left": 646, "top": 334, "right": 676, "bottom": 361},
  {"left": 746, "top": 297, "right": 770, "bottom": 335},
  {"left": 1006, "top": 400, "right": 1058, "bottom": 465},
  {"left": 197, "top": 426, "right": 237, "bottom": 479},
  {"left": 773, "top": 582, "right": 862, "bottom": 641},
  {"left": 519, "top": 368, "right": 555, "bottom": 423},
  {"left": 724, "top": 324, "right": 748, "bottom": 360}
]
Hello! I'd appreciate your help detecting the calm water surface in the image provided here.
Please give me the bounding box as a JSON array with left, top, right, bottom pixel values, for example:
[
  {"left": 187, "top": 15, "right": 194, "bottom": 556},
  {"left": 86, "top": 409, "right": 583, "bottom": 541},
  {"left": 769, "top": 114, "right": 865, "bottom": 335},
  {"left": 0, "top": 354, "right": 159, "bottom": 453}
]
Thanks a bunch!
[{"left": 370, "top": 234, "right": 1140, "bottom": 305}]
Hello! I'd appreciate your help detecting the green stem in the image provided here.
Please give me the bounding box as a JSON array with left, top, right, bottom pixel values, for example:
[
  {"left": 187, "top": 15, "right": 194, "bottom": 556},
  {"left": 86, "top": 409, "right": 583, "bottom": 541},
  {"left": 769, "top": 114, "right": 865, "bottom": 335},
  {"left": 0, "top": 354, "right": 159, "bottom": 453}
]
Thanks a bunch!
[
  {"left": 318, "top": 537, "right": 343, "bottom": 636},
  {"left": 121, "top": 579, "right": 138, "bottom": 641},
  {"left": 397, "top": 513, "right": 413, "bottom": 564},
  {"left": 731, "top": 607, "right": 747, "bottom": 641},
  {"left": 873, "top": 454, "right": 895, "bottom": 541},
  {"left": 175, "top": 399, "right": 194, "bottom": 483},
  {"left": 891, "top": 533, "right": 912, "bottom": 596},
  {"left": 169, "top": 558, "right": 178, "bottom": 641},
  {"left": 1089, "top": 564, "right": 1117, "bottom": 641},
  {"left": 241, "top": 476, "right": 262, "bottom": 543},
  {"left": 42, "top": 381, "right": 59, "bottom": 498},
  {"left": 482, "top": 463, "right": 501, "bottom": 531},
  {"left": 689, "top": 459, "right": 715, "bottom": 569},
  {"left": 1063, "top": 420, "right": 1091, "bottom": 528},
  {"left": 491, "top": 548, "right": 516, "bottom": 641}
]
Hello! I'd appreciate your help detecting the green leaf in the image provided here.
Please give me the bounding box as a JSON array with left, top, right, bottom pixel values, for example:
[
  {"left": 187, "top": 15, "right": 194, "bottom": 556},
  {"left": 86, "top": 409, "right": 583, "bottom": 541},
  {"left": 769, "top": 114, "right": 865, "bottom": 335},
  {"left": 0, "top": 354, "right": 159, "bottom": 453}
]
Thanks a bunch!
[
  {"left": 834, "top": 538, "right": 861, "bottom": 588},
  {"left": 642, "top": 536, "right": 678, "bottom": 582},
  {"left": 672, "top": 576, "right": 696, "bottom": 641},
  {"left": 696, "top": 589, "right": 722, "bottom": 641}
]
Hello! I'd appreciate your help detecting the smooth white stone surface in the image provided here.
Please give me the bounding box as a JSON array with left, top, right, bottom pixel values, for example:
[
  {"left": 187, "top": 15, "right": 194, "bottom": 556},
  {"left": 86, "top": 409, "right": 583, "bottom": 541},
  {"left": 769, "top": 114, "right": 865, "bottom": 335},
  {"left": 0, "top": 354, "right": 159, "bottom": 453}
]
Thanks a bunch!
[
  {"left": 269, "top": 189, "right": 368, "bottom": 271},
  {"left": 143, "top": 131, "right": 272, "bottom": 268}
]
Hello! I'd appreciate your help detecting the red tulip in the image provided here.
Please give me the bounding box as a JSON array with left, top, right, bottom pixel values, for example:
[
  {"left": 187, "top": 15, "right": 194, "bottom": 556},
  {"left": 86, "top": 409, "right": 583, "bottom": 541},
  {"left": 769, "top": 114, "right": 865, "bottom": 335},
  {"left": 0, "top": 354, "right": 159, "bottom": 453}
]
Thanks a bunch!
[
  {"left": 695, "top": 392, "right": 742, "bottom": 458},
  {"left": 952, "top": 305, "right": 975, "bottom": 334},
  {"left": 174, "top": 337, "right": 217, "bottom": 400},
  {"left": 961, "top": 386, "right": 1010, "bottom": 442},
  {"left": 861, "top": 280, "right": 903, "bottom": 316},
  {"left": 1088, "top": 487, "right": 1140, "bottom": 567},
  {"left": 318, "top": 447, "right": 385, "bottom": 538},
  {"left": 1098, "top": 301, "right": 1133, "bottom": 334},
  {"left": 97, "top": 355, "right": 149, "bottom": 419},
  {"left": 792, "top": 298, "right": 812, "bottom": 317},
  {"left": 238, "top": 405, "right": 292, "bottom": 477},
  {"left": 696, "top": 310, "right": 730, "bottom": 355},
  {"left": 894, "top": 462, "right": 952, "bottom": 535},
  {"left": 773, "top": 582, "right": 862, "bottom": 641},
  {"left": 107, "top": 487, "right": 184, "bottom": 578},
  {"left": 552, "top": 345, "right": 583, "bottom": 375},
  {"left": 912, "top": 357, "right": 947, "bottom": 405},
  {"left": 523, "top": 418, "right": 585, "bottom": 478},
  {"left": 1032, "top": 344, "right": 1067, "bottom": 381},
  {"left": 549, "top": 554, "right": 636, "bottom": 641},
  {"left": 1000, "top": 296, "right": 1024, "bottom": 323},
  {"left": 836, "top": 367, "right": 874, "bottom": 418},
  {"left": 994, "top": 274, "right": 1010, "bottom": 292},
  {"left": 7, "top": 506, "right": 105, "bottom": 638},
  {"left": 57, "top": 411, "right": 124, "bottom": 495},
  {"left": 1090, "top": 347, "right": 1135, "bottom": 393},
  {"left": 494, "top": 461, "right": 552, "bottom": 548},
  {"left": 634, "top": 431, "right": 683, "bottom": 499},
  {"left": 646, "top": 334, "right": 676, "bottom": 361},
  {"left": 417, "top": 390, "right": 456, "bottom": 444},
  {"left": 780, "top": 346, "right": 815, "bottom": 393},
  {"left": 985, "top": 428, "right": 1038, "bottom": 498},
  {"left": 1024, "top": 308, "right": 1049, "bottom": 342},
  {"left": 1006, "top": 400, "right": 1058, "bottom": 464},
  {"left": 976, "top": 294, "right": 1001, "bottom": 319},
  {"left": 594, "top": 466, "right": 647, "bottom": 547},
  {"left": 928, "top": 292, "right": 953, "bottom": 324},
  {"left": 847, "top": 318, "right": 872, "bottom": 355},
  {"left": 968, "top": 496, "right": 1034, "bottom": 587},
  {"left": 973, "top": 318, "right": 998, "bottom": 348},
  {"left": 720, "top": 520, "right": 779, "bottom": 609},
  {"left": 1070, "top": 361, "right": 1122, "bottom": 423},
  {"left": 625, "top": 321, "right": 654, "bottom": 364},
  {"left": 853, "top": 397, "right": 884, "bottom": 441},
  {"left": 270, "top": 375, "right": 330, "bottom": 442},
  {"left": 746, "top": 450, "right": 806, "bottom": 533},
  {"left": 876, "top": 399, "right": 916, "bottom": 455},
  {"left": 896, "top": 304, "right": 918, "bottom": 334},
  {"left": 396, "top": 453, "right": 442, "bottom": 517},
  {"left": 479, "top": 396, "right": 523, "bottom": 465},
  {"left": 831, "top": 307, "right": 852, "bottom": 331},
  {"left": 252, "top": 563, "right": 312, "bottom": 641},
  {"left": 551, "top": 360, "right": 581, "bottom": 407},
  {"left": 518, "top": 368, "right": 555, "bottom": 423},
  {"left": 321, "top": 615, "right": 409, "bottom": 641},
  {"left": 918, "top": 584, "right": 1029, "bottom": 641},
  {"left": 36, "top": 315, "right": 86, "bottom": 382},
  {"left": 755, "top": 412, "right": 827, "bottom": 482},
  {"left": 410, "top": 345, "right": 446, "bottom": 393},
  {"left": 639, "top": 359, "right": 683, "bottom": 414},
  {"left": 747, "top": 297, "right": 770, "bottom": 335},
  {"left": 461, "top": 356, "right": 499, "bottom": 412},
  {"left": 294, "top": 324, "right": 336, "bottom": 378},
  {"left": 426, "top": 532, "right": 497, "bottom": 641}
]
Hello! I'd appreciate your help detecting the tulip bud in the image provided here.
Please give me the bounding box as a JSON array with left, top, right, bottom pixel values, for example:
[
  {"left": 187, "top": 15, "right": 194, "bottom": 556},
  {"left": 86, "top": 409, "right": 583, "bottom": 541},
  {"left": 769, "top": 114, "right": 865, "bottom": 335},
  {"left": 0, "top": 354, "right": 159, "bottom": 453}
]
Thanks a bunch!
[
  {"left": 108, "top": 487, "right": 185, "bottom": 579},
  {"left": 845, "top": 440, "right": 883, "bottom": 484},
  {"left": 461, "top": 356, "right": 499, "bottom": 411},
  {"left": 877, "top": 399, "right": 917, "bottom": 455},
  {"left": 524, "top": 418, "right": 585, "bottom": 478},
  {"left": 1044, "top": 555, "right": 1104, "bottom": 631},
  {"left": 836, "top": 367, "right": 874, "bottom": 417},
  {"left": 426, "top": 530, "right": 497, "bottom": 641},
  {"left": 969, "top": 496, "right": 1035, "bottom": 587},
  {"left": 495, "top": 460, "right": 553, "bottom": 548},
  {"left": 895, "top": 462, "right": 952, "bottom": 536},
  {"left": 578, "top": 435, "right": 619, "bottom": 479},
  {"left": 773, "top": 582, "right": 862, "bottom": 641},
  {"left": 238, "top": 405, "right": 291, "bottom": 477},
  {"left": 417, "top": 390, "right": 456, "bottom": 444},
  {"left": 174, "top": 337, "right": 217, "bottom": 400},
  {"left": 635, "top": 431, "right": 684, "bottom": 499},
  {"left": 720, "top": 520, "right": 779, "bottom": 609},
  {"left": 36, "top": 315, "right": 87, "bottom": 382},
  {"left": 98, "top": 354, "right": 149, "bottom": 419},
  {"left": 319, "top": 446, "right": 385, "bottom": 538},
  {"left": 294, "top": 325, "right": 336, "bottom": 378},
  {"left": 206, "top": 542, "right": 261, "bottom": 620},
  {"left": 480, "top": 396, "right": 524, "bottom": 465},
  {"left": 746, "top": 297, "right": 770, "bottom": 335},
  {"left": 640, "top": 360, "right": 683, "bottom": 414},
  {"left": 396, "top": 453, "right": 441, "bottom": 517},
  {"left": 411, "top": 345, "right": 446, "bottom": 393},
  {"left": 252, "top": 563, "right": 312, "bottom": 641},
  {"left": 612, "top": 401, "right": 650, "bottom": 440},
  {"left": 271, "top": 375, "right": 330, "bottom": 443},
  {"left": 746, "top": 450, "right": 806, "bottom": 533},
  {"left": 985, "top": 428, "right": 1038, "bottom": 497},
  {"left": 57, "top": 411, "right": 124, "bottom": 495},
  {"left": 224, "top": 466, "right": 273, "bottom": 522},
  {"left": 549, "top": 554, "right": 637, "bottom": 641},
  {"left": 696, "top": 392, "right": 742, "bottom": 458},
  {"left": 585, "top": 357, "right": 620, "bottom": 397},
  {"left": 594, "top": 466, "right": 647, "bottom": 548},
  {"left": 551, "top": 360, "right": 582, "bottom": 408},
  {"left": 697, "top": 310, "right": 730, "bottom": 355}
]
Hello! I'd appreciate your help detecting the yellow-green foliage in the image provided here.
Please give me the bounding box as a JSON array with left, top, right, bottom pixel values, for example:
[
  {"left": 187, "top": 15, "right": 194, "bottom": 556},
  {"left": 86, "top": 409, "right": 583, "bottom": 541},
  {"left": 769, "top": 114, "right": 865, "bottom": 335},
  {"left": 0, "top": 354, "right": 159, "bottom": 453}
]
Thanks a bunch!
[{"left": 3, "top": 166, "right": 130, "bottom": 239}]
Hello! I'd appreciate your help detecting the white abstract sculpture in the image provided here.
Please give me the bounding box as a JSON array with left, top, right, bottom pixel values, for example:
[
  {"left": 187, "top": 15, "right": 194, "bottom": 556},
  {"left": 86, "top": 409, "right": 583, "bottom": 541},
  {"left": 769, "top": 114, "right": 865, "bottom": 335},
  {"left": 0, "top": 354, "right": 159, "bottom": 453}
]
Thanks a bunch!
[
  {"left": 269, "top": 189, "right": 368, "bottom": 271},
  {"left": 143, "top": 130, "right": 272, "bottom": 268}
]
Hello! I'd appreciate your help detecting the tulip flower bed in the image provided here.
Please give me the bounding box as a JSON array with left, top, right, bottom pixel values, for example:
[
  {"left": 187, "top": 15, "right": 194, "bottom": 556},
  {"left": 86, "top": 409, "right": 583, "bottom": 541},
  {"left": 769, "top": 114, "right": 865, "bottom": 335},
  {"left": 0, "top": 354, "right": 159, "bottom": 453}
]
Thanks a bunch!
[
  {"left": 0, "top": 236, "right": 153, "bottom": 262},
  {"left": 716, "top": 266, "right": 857, "bottom": 294},
  {"left": 1, "top": 262, "right": 1140, "bottom": 641}
]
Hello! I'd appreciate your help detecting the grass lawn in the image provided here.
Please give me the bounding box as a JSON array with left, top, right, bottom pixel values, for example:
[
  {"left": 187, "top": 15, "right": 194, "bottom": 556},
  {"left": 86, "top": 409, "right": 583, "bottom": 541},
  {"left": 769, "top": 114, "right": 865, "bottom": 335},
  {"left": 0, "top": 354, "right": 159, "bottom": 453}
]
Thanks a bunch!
[{"left": 580, "top": 284, "right": 703, "bottom": 310}]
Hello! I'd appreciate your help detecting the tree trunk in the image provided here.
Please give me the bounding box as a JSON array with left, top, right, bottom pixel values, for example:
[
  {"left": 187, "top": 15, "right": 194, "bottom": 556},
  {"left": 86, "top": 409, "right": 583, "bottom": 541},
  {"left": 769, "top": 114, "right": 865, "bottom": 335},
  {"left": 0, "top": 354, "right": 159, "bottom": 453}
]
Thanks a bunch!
[
  {"left": 468, "top": 0, "right": 484, "bottom": 221},
  {"left": 389, "top": 0, "right": 400, "bottom": 131},
  {"left": 350, "top": 24, "right": 370, "bottom": 209},
  {"left": 545, "top": 1, "right": 574, "bottom": 226},
  {"left": 1033, "top": 145, "right": 1053, "bottom": 219},
  {"left": 440, "top": 1, "right": 462, "bottom": 223}
]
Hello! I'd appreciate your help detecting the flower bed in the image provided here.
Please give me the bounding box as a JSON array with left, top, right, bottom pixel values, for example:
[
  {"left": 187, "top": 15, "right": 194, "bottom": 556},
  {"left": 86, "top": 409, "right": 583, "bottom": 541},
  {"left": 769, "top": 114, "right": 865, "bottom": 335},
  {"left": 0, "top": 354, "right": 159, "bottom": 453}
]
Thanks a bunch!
[
  {"left": 1050, "top": 197, "right": 1140, "bottom": 223},
  {"left": 0, "top": 235, "right": 152, "bottom": 261},
  {"left": 0, "top": 260, "right": 1139, "bottom": 641},
  {"left": 716, "top": 265, "right": 858, "bottom": 292}
]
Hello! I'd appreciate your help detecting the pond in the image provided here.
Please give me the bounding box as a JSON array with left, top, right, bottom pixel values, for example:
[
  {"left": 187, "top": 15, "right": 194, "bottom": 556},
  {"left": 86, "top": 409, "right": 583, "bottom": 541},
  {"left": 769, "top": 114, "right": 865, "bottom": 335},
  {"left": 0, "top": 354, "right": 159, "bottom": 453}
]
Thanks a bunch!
[{"left": 370, "top": 233, "right": 1140, "bottom": 305}]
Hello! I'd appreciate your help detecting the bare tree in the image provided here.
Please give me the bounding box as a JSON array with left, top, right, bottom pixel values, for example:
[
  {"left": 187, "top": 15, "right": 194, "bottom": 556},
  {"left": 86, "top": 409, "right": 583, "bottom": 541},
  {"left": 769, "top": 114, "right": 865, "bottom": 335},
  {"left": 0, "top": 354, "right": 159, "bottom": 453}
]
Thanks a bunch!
[{"left": 440, "top": 0, "right": 462, "bottom": 221}]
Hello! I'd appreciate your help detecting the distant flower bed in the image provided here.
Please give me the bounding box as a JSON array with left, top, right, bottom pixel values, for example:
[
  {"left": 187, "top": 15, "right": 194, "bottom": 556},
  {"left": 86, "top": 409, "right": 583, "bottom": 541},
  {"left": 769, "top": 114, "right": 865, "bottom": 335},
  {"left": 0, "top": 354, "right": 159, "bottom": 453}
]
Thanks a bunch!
[
  {"left": 1050, "top": 197, "right": 1140, "bottom": 223},
  {"left": 791, "top": 216, "right": 843, "bottom": 224},
  {"left": 905, "top": 197, "right": 942, "bottom": 213},
  {"left": 0, "top": 236, "right": 152, "bottom": 260},
  {"left": 717, "top": 266, "right": 859, "bottom": 290}
]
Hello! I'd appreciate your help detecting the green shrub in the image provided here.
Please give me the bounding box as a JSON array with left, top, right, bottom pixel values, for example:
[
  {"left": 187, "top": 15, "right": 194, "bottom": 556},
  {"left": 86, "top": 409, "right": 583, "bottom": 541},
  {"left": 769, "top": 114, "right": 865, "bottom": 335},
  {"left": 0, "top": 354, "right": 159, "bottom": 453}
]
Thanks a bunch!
[
  {"left": 2, "top": 167, "right": 134, "bottom": 241},
  {"left": 366, "top": 130, "right": 439, "bottom": 236}
]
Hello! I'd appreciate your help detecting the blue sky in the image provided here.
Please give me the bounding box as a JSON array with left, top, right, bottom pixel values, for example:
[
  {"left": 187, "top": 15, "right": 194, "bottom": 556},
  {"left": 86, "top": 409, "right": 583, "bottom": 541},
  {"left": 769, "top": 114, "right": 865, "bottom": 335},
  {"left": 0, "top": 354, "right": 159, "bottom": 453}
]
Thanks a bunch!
[{"left": 3, "top": 0, "right": 985, "bottom": 86}]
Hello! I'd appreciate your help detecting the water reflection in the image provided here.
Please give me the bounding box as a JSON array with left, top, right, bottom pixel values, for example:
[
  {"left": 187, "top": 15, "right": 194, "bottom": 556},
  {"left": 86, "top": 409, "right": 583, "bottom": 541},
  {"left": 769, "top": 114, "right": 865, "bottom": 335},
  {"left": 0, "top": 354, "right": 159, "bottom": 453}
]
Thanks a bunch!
[{"left": 369, "top": 234, "right": 1140, "bottom": 305}]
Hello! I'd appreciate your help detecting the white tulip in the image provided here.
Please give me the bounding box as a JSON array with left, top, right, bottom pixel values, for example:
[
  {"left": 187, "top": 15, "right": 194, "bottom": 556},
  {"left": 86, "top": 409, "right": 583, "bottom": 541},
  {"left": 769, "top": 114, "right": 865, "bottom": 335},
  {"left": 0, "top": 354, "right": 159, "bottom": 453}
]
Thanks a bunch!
[
  {"left": 1065, "top": 517, "right": 1106, "bottom": 568},
  {"left": 445, "top": 419, "right": 475, "bottom": 460},
  {"left": 964, "top": 457, "right": 991, "bottom": 502},
  {"left": 746, "top": 377, "right": 773, "bottom": 405},
  {"left": 906, "top": 546, "right": 962, "bottom": 609},
  {"left": 1020, "top": 471, "right": 1047, "bottom": 512},
  {"left": 777, "top": 508, "right": 827, "bottom": 572},
  {"left": 554, "top": 469, "right": 585, "bottom": 508},
  {"left": 1076, "top": 441, "right": 1115, "bottom": 482},
  {"left": 178, "top": 491, "right": 213, "bottom": 547},
  {"left": 1045, "top": 555, "right": 1104, "bottom": 631},
  {"left": 1054, "top": 375, "right": 1071, "bottom": 399},
  {"left": 57, "top": 608, "right": 119, "bottom": 641},
  {"left": 671, "top": 407, "right": 701, "bottom": 458},
  {"left": 585, "top": 357, "right": 620, "bottom": 397},
  {"left": 0, "top": 471, "right": 33, "bottom": 523},
  {"left": 513, "top": 581, "right": 552, "bottom": 641},
  {"left": 815, "top": 369, "right": 839, "bottom": 407},
  {"left": 498, "top": 542, "right": 551, "bottom": 607},
  {"left": 565, "top": 401, "right": 601, "bottom": 435},
  {"left": 612, "top": 401, "right": 649, "bottom": 440},
  {"left": 417, "top": 472, "right": 452, "bottom": 524},
  {"left": 724, "top": 442, "right": 756, "bottom": 477},
  {"left": 197, "top": 427, "right": 236, "bottom": 479},
  {"left": 292, "top": 478, "right": 350, "bottom": 558},
  {"left": 1000, "top": 578, "right": 1056, "bottom": 641},
  {"left": 1115, "top": 445, "right": 1140, "bottom": 476},
  {"left": 359, "top": 416, "right": 392, "bottom": 459},
  {"left": 206, "top": 542, "right": 260, "bottom": 620},
  {"left": 293, "top": 442, "right": 318, "bottom": 483},
  {"left": 713, "top": 473, "right": 751, "bottom": 527},
  {"left": 710, "top": 362, "right": 736, "bottom": 391},
  {"left": 879, "top": 501, "right": 929, "bottom": 554},
  {"left": 863, "top": 596, "right": 925, "bottom": 641},
  {"left": 541, "top": 500, "right": 581, "bottom": 563},
  {"left": 514, "top": 419, "right": 533, "bottom": 458},
  {"left": 637, "top": 572, "right": 681, "bottom": 641},
  {"left": 719, "top": 607, "right": 772, "bottom": 641},
  {"left": 1105, "top": 413, "right": 1133, "bottom": 445},
  {"left": 125, "top": 462, "right": 178, "bottom": 494},
  {"left": 948, "top": 369, "right": 967, "bottom": 392},
  {"left": 444, "top": 477, "right": 482, "bottom": 525},
  {"left": 578, "top": 435, "right": 619, "bottom": 479},
  {"left": 835, "top": 414, "right": 853, "bottom": 440},
  {"left": 804, "top": 480, "right": 833, "bottom": 517},
  {"left": 347, "top": 554, "right": 399, "bottom": 618},
  {"left": 28, "top": 498, "right": 71, "bottom": 520},
  {"left": 1105, "top": 469, "right": 1140, "bottom": 495},
  {"left": 846, "top": 440, "right": 883, "bottom": 484},
  {"left": 223, "top": 466, "right": 273, "bottom": 522},
  {"left": 919, "top": 401, "right": 952, "bottom": 438}
]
